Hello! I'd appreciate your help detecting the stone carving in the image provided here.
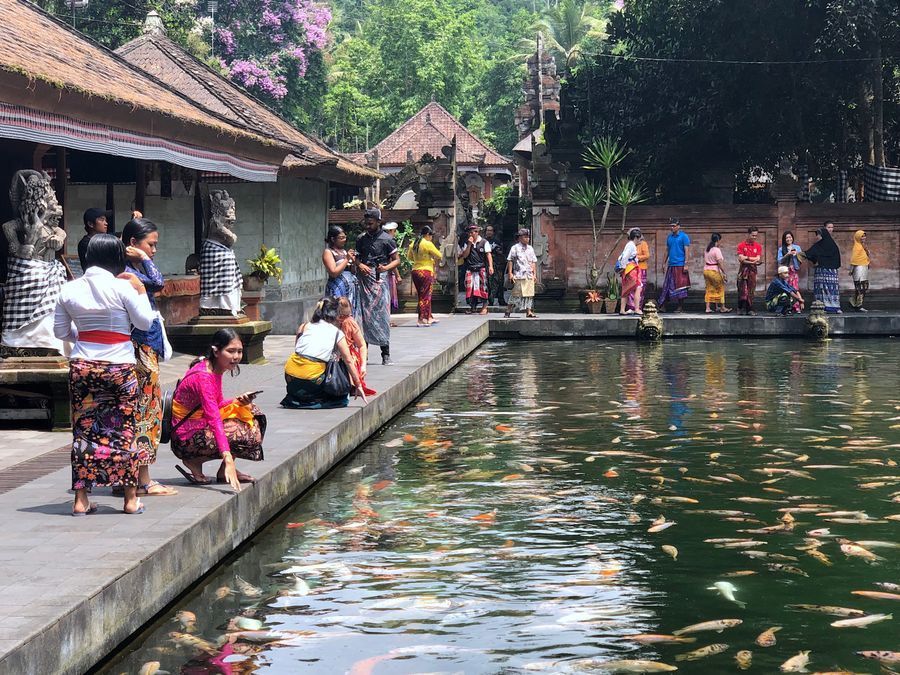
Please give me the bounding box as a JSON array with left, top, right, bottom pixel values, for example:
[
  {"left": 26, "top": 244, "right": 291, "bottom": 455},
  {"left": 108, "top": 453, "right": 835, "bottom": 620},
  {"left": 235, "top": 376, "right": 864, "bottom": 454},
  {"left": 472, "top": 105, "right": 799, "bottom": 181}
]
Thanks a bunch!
[
  {"left": 636, "top": 301, "right": 663, "bottom": 341},
  {"left": 199, "top": 189, "right": 243, "bottom": 317},
  {"left": 805, "top": 300, "right": 829, "bottom": 340},
  {"left": 1, "top": 170, "right": 67, "bottom": 355}
]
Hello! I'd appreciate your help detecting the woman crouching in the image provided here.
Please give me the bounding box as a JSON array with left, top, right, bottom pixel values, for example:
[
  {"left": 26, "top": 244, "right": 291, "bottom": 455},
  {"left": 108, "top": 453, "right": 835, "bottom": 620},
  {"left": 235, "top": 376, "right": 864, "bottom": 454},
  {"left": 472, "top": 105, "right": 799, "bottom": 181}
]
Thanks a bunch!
[
  {"left": 171, "top": 328, "right": 265, "bottom": 491},
  {"left": 281, "top": 296, "right": 366, "bottom": 409}
]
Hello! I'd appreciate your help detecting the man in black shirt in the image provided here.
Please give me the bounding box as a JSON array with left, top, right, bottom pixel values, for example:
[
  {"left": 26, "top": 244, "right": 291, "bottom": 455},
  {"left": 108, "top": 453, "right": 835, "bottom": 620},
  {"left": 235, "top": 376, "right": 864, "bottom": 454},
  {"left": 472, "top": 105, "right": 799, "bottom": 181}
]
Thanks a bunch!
[
  {"left": 484, "top": 224, "right": 505, "bottom": 307},
  {"left": 458, "top": 224, "right": 493, "bottom": 314},
  {"left": 355, "top": 208, "right": 400, "bottom": 365},
  {"left": 77, "top": 208, "right": 110, "bottom": 271}
]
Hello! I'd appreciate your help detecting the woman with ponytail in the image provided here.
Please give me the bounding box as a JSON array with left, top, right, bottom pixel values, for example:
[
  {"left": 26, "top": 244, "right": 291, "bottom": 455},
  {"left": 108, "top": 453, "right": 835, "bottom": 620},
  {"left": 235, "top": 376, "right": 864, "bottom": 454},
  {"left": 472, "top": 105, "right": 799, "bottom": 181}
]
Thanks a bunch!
[{"left": 407, "top": 225, "right": 442, "bottom": 326}]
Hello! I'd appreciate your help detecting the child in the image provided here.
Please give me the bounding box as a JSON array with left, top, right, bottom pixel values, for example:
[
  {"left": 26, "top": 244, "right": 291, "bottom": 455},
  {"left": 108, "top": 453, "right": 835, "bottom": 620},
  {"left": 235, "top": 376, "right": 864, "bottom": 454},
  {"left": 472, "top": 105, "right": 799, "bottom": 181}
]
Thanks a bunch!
[
  {"left": 338, "top": 297, "right": 376, "bottom": 396},
  {"left": 505, "top": 228, "right": 538, "bottom": 318}
]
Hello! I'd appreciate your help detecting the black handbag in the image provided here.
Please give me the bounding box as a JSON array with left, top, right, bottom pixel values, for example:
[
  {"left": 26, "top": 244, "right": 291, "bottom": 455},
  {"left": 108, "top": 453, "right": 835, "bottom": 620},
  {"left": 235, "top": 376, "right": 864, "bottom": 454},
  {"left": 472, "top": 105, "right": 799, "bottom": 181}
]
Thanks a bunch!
[
  {"left": 322, "top": 333, "right": 352, "bottom": 398},
  {"left": 160, "top": 376, "right": 201, "bottom": 444}
]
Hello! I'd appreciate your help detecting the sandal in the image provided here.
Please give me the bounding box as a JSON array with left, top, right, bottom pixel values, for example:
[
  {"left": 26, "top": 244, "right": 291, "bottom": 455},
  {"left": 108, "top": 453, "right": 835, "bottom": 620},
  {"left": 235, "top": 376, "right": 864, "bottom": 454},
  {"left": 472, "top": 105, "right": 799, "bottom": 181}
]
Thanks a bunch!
[
  {"left": 123, "top": 499, "right": 145, "bottom": 515},
  {"left": 175, "top": 464, "right": 213, "bottom": 485},
  {"left": 72, "top": 502, "right": 98, "bottom": 517},
  {"left": 138, "top": 480, "right": 178, "bottom": 496},
  {"left": 718, "top": 308, "right": 733, "bottom": 313},
  {"left": 503, "top": 312, "right": 511, "bottom": 318}
]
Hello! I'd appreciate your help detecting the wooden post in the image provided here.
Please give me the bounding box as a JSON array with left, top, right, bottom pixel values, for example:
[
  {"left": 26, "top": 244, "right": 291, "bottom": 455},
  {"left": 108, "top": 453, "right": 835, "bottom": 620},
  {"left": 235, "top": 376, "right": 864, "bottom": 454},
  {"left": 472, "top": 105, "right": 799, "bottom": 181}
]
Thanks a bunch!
[
  {"left": 134, "top": 160, "right": 146, "bottom": 214},
  {"left": 54, "top": 147, "right": 67, "bottom": 231},
  {"left": 450, "top": 134, "right": 459, "bottom": 311},
  {"left": 105, "top": 182, "right": 115, "bottom": 235},
  {"left": 193, "top": 174, "right": 203, "bottom": 255}
]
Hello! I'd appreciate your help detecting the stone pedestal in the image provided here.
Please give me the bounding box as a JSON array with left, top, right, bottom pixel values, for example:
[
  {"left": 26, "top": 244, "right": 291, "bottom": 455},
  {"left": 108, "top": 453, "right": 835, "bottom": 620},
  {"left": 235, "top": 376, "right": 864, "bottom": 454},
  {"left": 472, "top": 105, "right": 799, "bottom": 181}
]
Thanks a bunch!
[
  {"left": 157, "top": 275, "right": 200, "bottom": 326},
  {"left": 242, "top": 290, "right": 264, "bottom": 321},
  {"left": 166, "top": 319, "right": 273, "bottom": 365},
  {"left": 0, "top": 357, "right": 71, "bottom": 429}
]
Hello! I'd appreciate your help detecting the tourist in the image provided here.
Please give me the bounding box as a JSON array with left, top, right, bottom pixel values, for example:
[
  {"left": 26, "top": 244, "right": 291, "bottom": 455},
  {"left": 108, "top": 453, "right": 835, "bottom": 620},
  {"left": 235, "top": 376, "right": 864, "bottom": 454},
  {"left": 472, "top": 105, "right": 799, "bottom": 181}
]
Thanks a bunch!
[
  {"left": 625, "top": 232, "right": 650, "bottom": 311},
  {"left": 120, "top": 217, "right": 177, "bottom": 497},
  {"left": 804, "top": 222, "right": 842, "bottom": 313},
  {"left": 77, "top": 207, "right": 110, "bottom": 271},
  {"left": 777, "top": 231, "right": 803, "bottom": 313},
  {"left": 355, "top": 209, "right": 399, "bottom": 365},
  {"left": 171, "top": 328, "right": 265, "bottom": 492},
  {"left": 459, "top": 224, "right": 493, "bottom": 314},
  {"left": 505, "top": 228, "right": 538, "bottom": 318},
  {"left": 703, "top": 232, "right": 730, "bottom": 313},
  {"left": 338, "top": 297, "right": 375, "bottom": 396},
  {"left": 382, "top": 221, "right": 402, "bottom": 317},
  {"left": 484, "top": 225, "right": 506, "bottom": 307},
  {"left": 849, "top": 229, "right": 870, "bottom": 312},
  {"left": 617, "top": 228, "right": 644, "bottom": 315},
  {"left": 408, "top": 225, "right": 442, "bottom": 326},
  {"left": 323, "top": 225, "right": 360, "bottom": 319},
  {"left": 281, "top": 296, "right": 366, "bottom": 409},
  {"left": 658, "top": 217, "right": 691, "bottom": 312},
  {"left": 736, "top": 227, "right": 763, "bottom": 315},
  {"left": 53, "top": 234, "right": 156, "bottom": 515},
  {"left": 765, "top": 265, "right": 805, "bottom": 315}
]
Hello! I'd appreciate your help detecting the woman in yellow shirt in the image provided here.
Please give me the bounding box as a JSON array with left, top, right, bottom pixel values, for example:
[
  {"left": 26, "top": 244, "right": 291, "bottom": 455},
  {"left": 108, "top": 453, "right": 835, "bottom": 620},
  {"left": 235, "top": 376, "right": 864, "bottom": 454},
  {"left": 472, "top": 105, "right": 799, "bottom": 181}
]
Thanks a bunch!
[{"left": 408, "top": 225, "right": 443, "bottom": 326}]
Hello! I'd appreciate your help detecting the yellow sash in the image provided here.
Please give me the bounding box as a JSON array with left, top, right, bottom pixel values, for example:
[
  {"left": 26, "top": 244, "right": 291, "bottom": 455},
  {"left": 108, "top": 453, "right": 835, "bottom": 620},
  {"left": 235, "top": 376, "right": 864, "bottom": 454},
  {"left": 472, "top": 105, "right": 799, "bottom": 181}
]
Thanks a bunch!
[
  {"left": 172, "top": 399, "right": 254, "bottom": 424},
  {"left": 284, "top": 353, "right": 327, "bottom": 381}
]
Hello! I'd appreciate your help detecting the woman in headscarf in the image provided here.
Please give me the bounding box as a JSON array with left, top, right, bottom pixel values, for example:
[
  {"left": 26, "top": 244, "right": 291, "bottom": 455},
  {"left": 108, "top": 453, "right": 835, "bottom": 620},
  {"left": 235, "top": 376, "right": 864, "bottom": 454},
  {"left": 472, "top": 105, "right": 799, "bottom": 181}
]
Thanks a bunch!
[
  {"left": 804, "top": 222, "right": 842, "bottom": 313},
  {"left": 848, "top": 229, "right": 870, "bottom": 312}
]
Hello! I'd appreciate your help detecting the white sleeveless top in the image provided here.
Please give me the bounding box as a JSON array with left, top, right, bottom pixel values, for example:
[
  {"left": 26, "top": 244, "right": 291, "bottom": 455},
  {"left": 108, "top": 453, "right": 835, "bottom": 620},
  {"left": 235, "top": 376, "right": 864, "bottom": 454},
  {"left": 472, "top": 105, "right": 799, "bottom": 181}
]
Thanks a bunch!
[{"left": 294, "top": 320, "right": 345, "bottom": 361}]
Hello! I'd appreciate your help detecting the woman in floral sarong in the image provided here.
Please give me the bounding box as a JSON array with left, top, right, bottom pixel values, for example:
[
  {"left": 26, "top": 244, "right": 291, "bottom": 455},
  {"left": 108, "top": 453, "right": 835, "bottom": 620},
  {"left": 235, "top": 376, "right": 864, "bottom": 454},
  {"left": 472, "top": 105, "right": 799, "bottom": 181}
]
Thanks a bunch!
[
  {"left": 702, "top": 232, "right": 730, "bottom": 313},
  {"left": 323, "top": 226, "right": 360, "bottom": 319},
  {"left": 54, "top": 234, "right": 157, "bottom": 515},
  {"left": 776, "top": 231, "right": 803, "bottom": 313},
  {"left": 171, "top": 329, "right": 265, "bottom": 492},
  {"left": 408, "top": 225, "right": 443, "bottom": 326},
  {"left": 121, "top": 217, "right": 177, "bottom": 496}
]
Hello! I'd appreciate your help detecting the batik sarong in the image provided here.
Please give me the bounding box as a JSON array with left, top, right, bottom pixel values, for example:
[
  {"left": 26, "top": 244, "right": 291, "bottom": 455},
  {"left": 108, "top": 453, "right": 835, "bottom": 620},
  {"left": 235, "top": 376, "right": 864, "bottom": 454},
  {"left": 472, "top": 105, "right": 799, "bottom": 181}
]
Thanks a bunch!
[
  {"left": 412, "top": 269, "right": 434, "bottom": 322},
  {"left": 358, "top": 269, "right": 391, "bottom": 346},
  {"left": 625, "top": 268, "right": 647, "bottom": 311},
  {"left": 70, "top": 359, "right": 142, "bottom": 490},
  {"left": 850, "top": 265, "right": 869, "bottom": 309},
  {"left": 133, "top": 343, "right": 161, "bottom": 466},
  {"left": 510, "top": 277, "right": 535, "bottom": 312},
  {"left": 737, "top": 263, "right": 758, "bottom": 311},
  {"left": 766, "top": 292, "right": 792, "bottom": 314},
  {"left": 620, "top": 264, "right": 642, "bottom": 305},
  {"left": 171, "top": 404, "right": 265, "bottom": 462},
  {"left": 658, "top": 266, "right": 690, "bottom": 305},
  {"left": 325, "top": 270, "right": 361, "bottom": 319},
  {"left": 813, "top": 267, "right": 841, "bottom": 312},
  {"left": 465, "top": 269, "right": 488, "bottom": 300},
  {"left": 703, "top": 270, "right": 725, "bottom": 304}
]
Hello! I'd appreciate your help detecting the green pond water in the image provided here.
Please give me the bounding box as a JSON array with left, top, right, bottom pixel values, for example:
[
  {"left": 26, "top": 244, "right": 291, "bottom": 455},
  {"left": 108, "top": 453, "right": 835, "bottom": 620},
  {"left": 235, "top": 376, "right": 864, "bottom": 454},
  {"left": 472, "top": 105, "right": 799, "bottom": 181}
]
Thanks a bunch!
[{"left": 103, "top": 339, "right": 900, "bottom": 674}]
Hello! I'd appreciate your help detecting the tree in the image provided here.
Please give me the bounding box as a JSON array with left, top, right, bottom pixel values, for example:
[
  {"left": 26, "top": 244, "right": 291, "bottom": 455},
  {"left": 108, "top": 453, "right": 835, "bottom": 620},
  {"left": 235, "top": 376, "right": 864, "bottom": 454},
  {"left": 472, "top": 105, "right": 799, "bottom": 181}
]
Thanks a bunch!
[{"left": 534, "top": 0, "right": 606, "bottom": 72}]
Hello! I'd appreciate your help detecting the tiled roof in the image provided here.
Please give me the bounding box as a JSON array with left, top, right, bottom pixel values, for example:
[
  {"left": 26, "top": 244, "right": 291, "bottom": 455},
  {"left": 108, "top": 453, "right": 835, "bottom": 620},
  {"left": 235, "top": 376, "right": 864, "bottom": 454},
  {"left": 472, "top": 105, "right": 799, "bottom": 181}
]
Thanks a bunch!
[
  {"left": 364, "top": 102, "right": 511, "bottom": 169},
  {"left": 0, "top": 0, "right": 277, "bottom": 150},
  {"left": 116, "top": 31, "right": 378, "bottom": 182}
]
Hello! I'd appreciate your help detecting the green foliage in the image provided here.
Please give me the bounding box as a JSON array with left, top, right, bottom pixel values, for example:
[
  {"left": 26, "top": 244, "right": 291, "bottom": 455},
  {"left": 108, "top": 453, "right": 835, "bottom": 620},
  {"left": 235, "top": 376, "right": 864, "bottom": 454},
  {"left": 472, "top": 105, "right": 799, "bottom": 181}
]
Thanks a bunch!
[
  {"left": 393, "top": 220, "right": 416, "bottom": 278},
  {"left": 610, "top": 176, "right": 647, "bottom": 211},
  {"left": 247, "top": 246, "right": 284, "bottom": 284},
  {"left": 604, "top": 271, "right": 620, "bottom": 300},
  {"left": 568, "top": 181, "right": 605, "bottom": 212},
  {"left": 482, "top": 184, "right": 513, "bottom": 224}
]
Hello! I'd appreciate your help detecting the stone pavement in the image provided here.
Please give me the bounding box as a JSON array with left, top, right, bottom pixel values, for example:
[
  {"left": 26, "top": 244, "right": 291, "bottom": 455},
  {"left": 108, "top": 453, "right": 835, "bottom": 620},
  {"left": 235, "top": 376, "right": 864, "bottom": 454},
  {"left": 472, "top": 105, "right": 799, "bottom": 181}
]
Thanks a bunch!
[{"left": 0, "top": 313, "right": 489, "bottom": 675}]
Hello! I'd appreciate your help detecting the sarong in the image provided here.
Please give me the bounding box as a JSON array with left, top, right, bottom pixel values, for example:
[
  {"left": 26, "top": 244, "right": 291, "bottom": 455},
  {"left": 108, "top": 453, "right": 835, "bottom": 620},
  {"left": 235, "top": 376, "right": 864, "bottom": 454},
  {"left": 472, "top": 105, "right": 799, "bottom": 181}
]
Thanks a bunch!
[
  {"left": 703, "top": 269, "right": 725, "bottom": 304},
  {"left": 389, "top": 273, "right": 399, "bottom": 310},
  {"left": 850, "top": 265, "right": 869, "bottom": 308},
  {"left": 325, "top": 270, "right": 361, "bottom": 319},
  {"left": 488, "top": 268, "right": 505, "bottom": 306},
  {"left": 133, "top": 343, "right": 161, "bottom": 466},
  {"left": 625, "top": 268, "right": 647, "bottom": 311},
  {"left": 358, "top": 269, "right": 391, "bottom": 346},
  {"left": 199, "top": 240, "right": 242, "bottom": 312},
  {"left": 620, "top": 264, "right": 642, "bottom": 303},
  {"left": 412, "top": 269, "right": 434, "bottom": 322},
  {"left": 282, "top": 372, "right": 349, "bottom": 410},
  {"left": 736, "top": 263, "right": 758, "bottom": 311},
  {"left": 658, "top": 266, "right": 690, "bottom": 305},
  {"left": 171, "top": 404, "right": 265, "bottom": 461},
  {"left": 510, "top": 277, "right": 535, "bottom": 312},
  {"left": 1, "top": 256, "right": 66, "bottom": 332},
  {"left": 766, "top": 292, "right": 792, "bottom": 314},
  {"left": 465, "top": 268, "right": 488, "bottom": 300},
  {"left": 813, "top": 267, "right": 840, "bottom": 312},
  {"left": 787, "top": 267, "right": 801, "bottom": 313},
  {"left": 69, "top": 359, "right": 142, "bottom": 490}
]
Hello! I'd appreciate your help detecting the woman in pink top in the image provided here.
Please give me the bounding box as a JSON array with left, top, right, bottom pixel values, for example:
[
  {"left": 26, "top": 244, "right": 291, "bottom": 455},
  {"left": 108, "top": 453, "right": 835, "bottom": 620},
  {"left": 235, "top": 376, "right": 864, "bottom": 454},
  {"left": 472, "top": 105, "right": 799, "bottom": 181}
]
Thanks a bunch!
[
  {"left": 702, "top": 232, "right": 732, "bottom": 313},
  {"left": 171, "top": 328, "right": 265, "bottom": 492}
]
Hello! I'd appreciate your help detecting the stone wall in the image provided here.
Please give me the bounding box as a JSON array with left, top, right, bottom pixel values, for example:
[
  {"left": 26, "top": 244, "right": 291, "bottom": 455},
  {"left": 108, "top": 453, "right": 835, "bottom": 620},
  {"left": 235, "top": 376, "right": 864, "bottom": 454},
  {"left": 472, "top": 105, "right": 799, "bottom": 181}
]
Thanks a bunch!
[{"left": 538, "top": 202, "right": 900, "bottom": 294}]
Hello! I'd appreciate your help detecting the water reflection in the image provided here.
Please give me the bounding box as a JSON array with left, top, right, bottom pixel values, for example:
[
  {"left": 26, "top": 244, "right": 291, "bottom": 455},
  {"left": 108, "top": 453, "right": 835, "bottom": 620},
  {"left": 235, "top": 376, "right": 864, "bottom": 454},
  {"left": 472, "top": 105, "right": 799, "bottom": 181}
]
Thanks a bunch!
[{"left": 103, "top": 340, "right": 900, "bottom": 675}]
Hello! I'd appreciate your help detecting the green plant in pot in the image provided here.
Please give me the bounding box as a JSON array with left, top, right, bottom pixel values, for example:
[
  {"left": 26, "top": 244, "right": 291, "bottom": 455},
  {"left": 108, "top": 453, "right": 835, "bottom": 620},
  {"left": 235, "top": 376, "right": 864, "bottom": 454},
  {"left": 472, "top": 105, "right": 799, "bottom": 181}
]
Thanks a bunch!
[
  {"left": 245, "top": 246, "right": 283, "bottom": 290},
  {"left": 603, "top": 272, "right": 621, "bottom": 313}
]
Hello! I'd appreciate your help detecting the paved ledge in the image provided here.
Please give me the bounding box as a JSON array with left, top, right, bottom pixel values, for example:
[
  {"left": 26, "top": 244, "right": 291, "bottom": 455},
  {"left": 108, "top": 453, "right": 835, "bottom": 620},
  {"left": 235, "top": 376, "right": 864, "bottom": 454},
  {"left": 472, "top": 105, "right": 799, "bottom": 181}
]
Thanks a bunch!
[
  {"left": 0, "top": 317, "right": 489, "bottom": 675},
  {"left": 490, "top": 311, "right": 900, "bottom": 339}
]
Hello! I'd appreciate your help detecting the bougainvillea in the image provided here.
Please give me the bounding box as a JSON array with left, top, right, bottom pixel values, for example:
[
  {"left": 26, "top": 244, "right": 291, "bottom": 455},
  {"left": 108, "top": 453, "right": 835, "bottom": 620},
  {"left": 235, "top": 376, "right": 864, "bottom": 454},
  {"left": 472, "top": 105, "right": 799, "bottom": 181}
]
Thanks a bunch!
[{"left": 211, "top": 0, "right": 331, "bottom": 103}]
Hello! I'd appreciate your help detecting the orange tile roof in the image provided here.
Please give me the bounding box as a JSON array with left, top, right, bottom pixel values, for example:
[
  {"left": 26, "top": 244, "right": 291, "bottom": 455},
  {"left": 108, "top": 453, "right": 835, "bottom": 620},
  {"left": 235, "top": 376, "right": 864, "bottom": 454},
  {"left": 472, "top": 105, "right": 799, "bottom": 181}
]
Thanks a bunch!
[{"left": 365, "top": 102, "right": 511, "bottom": 169}]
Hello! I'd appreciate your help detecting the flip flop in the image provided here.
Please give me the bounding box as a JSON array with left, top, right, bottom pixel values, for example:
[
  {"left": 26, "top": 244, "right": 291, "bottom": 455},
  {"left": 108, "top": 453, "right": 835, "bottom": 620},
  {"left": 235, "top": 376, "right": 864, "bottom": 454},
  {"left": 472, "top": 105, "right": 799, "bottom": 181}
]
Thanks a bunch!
[
  {"left": 175, "top": 465, "right": 213, "bottom": 485},
  {"left": 123, "top": 499, "right": 145, "bottom": 515},
  {"left": 138, "top": 480, "right": 178, "bottom": 496},
  {"left": 72, "top": 502, "right": 98, "bottom": 517}
]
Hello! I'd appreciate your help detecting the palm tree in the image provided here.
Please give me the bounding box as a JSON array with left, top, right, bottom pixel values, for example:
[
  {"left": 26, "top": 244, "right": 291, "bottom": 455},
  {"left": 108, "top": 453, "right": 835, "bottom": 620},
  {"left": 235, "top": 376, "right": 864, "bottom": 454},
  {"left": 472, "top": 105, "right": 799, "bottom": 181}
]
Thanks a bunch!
[
  {"left": 567, "top": 180, "right": 605, "bottom": 288},
  {"left": 535, "top": 0, "right": 605, "bottom": 72},
  {"left": 599, "top": 176, "right": 648, "bottom": 277}
]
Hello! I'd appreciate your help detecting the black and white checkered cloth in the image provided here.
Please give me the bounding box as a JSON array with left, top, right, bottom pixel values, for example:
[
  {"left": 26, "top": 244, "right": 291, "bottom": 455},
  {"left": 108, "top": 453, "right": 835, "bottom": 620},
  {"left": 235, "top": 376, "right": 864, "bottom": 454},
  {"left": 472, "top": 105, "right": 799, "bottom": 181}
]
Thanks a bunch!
[
  {"left": 863, "top": 164, "right": 900, "bottom": 202},
  {"left": 1, "top": 256, "right": 66, "bottom": 332},
  {"left": 199, "top": 239, "right": 242, "bottom": 297}
]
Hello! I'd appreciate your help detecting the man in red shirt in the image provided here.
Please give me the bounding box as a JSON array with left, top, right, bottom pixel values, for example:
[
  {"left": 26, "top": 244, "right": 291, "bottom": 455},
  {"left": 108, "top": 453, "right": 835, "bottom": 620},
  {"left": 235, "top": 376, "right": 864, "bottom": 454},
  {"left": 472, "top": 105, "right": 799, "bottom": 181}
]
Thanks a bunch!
[{"left": 736, "top": 227, "right": 763, "bottom": 315}]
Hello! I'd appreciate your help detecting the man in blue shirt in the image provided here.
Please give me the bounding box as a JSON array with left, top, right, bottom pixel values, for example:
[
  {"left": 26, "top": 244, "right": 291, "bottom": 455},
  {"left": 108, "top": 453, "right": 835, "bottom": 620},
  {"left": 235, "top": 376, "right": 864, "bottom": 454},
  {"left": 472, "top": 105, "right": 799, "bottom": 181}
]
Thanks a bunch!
[{"left": 658, "top": 218, "right": 691, "bottom": 312}]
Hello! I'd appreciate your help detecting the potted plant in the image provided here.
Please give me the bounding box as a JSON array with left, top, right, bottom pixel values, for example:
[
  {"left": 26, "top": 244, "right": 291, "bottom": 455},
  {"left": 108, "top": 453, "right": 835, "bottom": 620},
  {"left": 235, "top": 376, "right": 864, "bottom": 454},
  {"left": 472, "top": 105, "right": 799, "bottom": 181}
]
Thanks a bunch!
[
  {"left": 584, "top": 289, "right": 603, "bottom": 314},
  {"left": 244, "top": 246, "right": 283, "bottom": 290},
  {"left": 603, "top": 272, "right": 621, "bottom": 314}
]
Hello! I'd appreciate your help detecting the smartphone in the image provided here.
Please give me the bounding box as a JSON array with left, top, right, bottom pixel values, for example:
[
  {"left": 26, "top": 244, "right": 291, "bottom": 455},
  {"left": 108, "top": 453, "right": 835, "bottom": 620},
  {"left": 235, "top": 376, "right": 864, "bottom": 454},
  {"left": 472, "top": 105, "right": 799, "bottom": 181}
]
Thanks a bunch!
[{"left": 249, "top": 390, "right": 263, "bottom": 396}]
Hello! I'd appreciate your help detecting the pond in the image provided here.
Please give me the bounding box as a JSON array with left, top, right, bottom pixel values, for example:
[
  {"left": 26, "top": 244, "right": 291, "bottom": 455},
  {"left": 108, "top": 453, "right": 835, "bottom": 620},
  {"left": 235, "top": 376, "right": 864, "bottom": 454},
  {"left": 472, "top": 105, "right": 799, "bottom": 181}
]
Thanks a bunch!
[{"left": 102, "top": 339, "right": 899, "bottom": 674}]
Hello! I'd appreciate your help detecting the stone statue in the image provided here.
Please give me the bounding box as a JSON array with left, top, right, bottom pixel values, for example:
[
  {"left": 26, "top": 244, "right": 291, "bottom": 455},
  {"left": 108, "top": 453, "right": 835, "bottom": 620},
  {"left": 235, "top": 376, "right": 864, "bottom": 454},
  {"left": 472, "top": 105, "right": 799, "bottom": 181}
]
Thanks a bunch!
[
  {"left": 805, "top": 300, "right": 829, "bottom": 340},
  {"left": 199, "top": 189, "right": 243, "bottom": 316},
  {"left": 1, "top": 170, "right": 67, "bottom": 355},
  {"left": 636, "top": 300, "right": 663, "bottom": 341}
]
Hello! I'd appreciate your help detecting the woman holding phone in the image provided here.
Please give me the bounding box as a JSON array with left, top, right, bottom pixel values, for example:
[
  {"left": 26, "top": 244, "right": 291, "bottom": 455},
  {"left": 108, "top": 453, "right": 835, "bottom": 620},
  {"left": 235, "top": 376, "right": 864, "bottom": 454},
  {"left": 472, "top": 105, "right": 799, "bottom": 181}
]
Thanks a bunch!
[{"left": 170, "top": 328, "right": 266, "bottom": 491}]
